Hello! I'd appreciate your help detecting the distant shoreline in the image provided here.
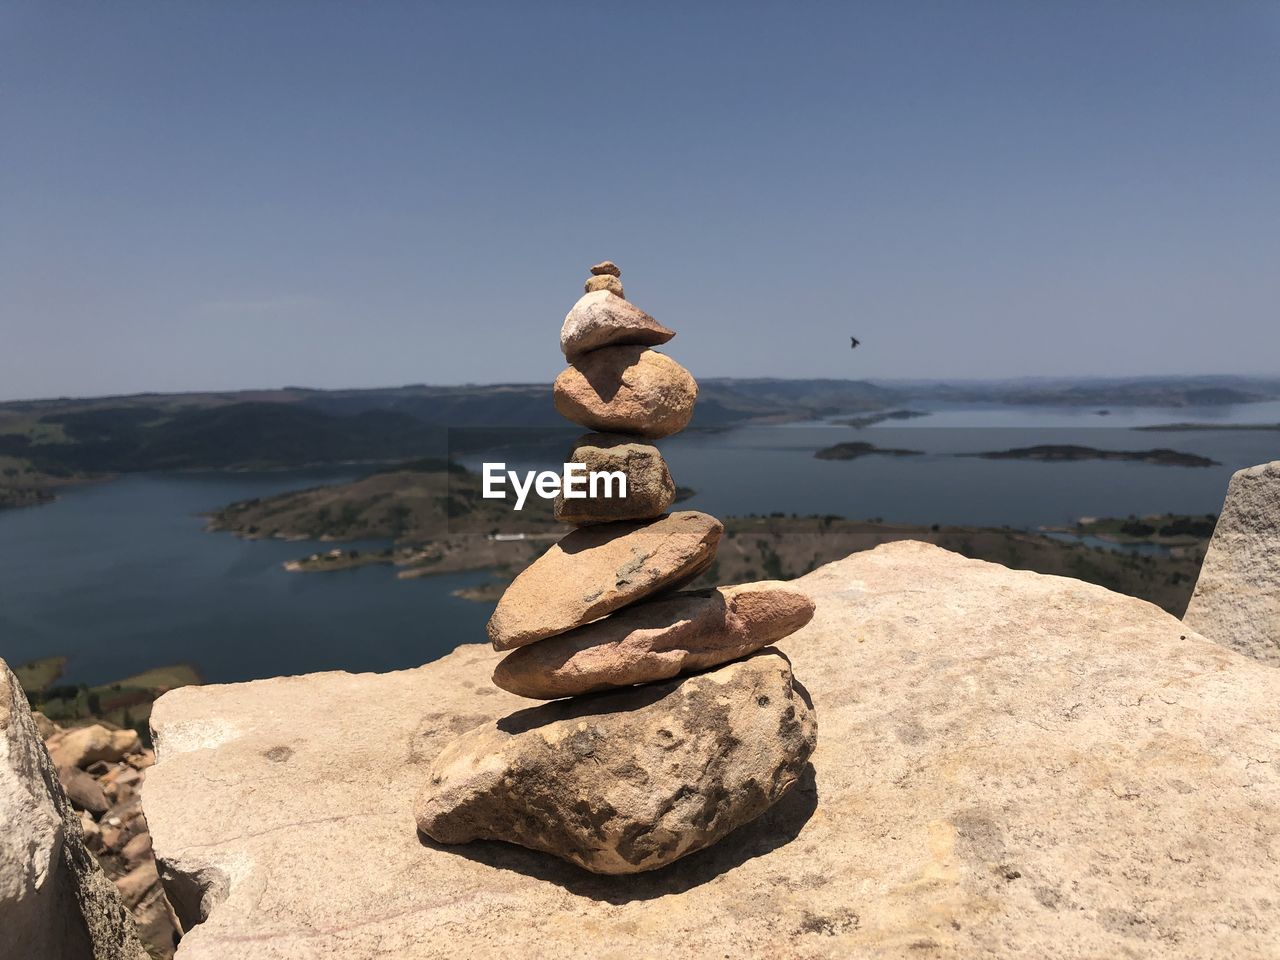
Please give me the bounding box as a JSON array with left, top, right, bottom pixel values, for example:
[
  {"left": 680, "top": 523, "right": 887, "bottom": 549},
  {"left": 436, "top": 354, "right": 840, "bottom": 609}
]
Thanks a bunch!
[{"left": 963, "top": 445, "right": 1218, "bottom": 468}]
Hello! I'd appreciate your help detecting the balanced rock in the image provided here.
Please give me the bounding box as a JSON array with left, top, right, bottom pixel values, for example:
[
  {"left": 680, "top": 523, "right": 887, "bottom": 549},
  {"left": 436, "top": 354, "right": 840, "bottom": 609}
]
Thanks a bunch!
[
  {"left": 494, "top": 581, "right": 815, "bottom": 699},
  {"left": 554, "top": 433, "right": 675, "bottom": 525},
  {"left": 487, "top": 510, "right": 722, "bottom": 650},
  {"left": 553, "top": 346, "right": 697, "bottom": 439},
  {"left": 584, "top": 274, "right": 624, "bottom": 298},
  {"left": 589, "top": 260, "right": 621, "bottom": 277},
  {"left": 560, "top": 291, "right": 675, "bottom": 361},
  {"left": 1184, "top": 459, "right": 1280, "bottom": 665},
  {"left": 416, "top": 650, "right": 815, "bottom": 875}
]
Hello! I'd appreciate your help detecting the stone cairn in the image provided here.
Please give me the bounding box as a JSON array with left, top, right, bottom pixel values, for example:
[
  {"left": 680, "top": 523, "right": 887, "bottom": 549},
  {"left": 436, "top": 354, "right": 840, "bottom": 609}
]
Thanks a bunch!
[{"left": 415, "top": 263, "right": 818, "bottom": 875}]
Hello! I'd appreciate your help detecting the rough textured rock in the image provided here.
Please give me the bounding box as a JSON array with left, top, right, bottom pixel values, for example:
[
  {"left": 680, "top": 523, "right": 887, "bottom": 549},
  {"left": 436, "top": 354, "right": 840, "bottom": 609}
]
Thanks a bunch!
[
  {"left": 487, "top": 510, "right": 722, "bottom": 650},
  {"left": 0, "top": 659, "right": 146, "bottom": 960},
  {"left": 560, "top": 291, "right": 674, "bottom": 361},
  {"left": 553, "top": 432, "right": 675, "bottom": 525},
  {"left": 1184, "top": 460, "right": 1280, "bottom": 665},
  {"left": 584, "top": 274, "right": 623, "bottom": 297},
  {"left": 589, "top": 260, "right": 621, "bottom": 277},
  {"left": 418, "top": 651, "right": 814, "bottom": 873},
  {"left": 553, "top": 346, "right": 697, "bottom": 439},
  {"left": 145, "top": 542, "right": 1280, "bottom": 958},
  {"left": 59, "top": 765, "right": 110, "bottom": 815},
  {"left": 493, "top": 581, "right": 815, "bottom": 699},
  {"left": 48, "top": 724, "right": 140, "bottom": 769}
]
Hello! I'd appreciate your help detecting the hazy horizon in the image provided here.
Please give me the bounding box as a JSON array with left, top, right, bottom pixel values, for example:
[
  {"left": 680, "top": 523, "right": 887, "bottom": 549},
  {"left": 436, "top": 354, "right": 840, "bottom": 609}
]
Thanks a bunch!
[
  {"left": 6, "top": 370, "right": 1280, "bottom": 407},
  {"left": 3, "top": 2, "right": 1278, "bottom": 399}
]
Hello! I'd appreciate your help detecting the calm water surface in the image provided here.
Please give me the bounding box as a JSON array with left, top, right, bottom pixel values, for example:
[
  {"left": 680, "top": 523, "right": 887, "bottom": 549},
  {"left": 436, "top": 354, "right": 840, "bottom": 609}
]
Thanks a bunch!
[
  {"left": 0, "top": 470, "right": 494, "bottom": 686},
  {"left": 2, "top": 402, "right": 1277, "bottom": 685}
]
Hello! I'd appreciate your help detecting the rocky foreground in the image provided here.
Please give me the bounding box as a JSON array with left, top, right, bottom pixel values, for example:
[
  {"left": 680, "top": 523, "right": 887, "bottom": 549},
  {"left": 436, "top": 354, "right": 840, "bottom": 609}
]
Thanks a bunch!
[{"left": 142, "top": 541, "right": 1280, "bottom": 959}]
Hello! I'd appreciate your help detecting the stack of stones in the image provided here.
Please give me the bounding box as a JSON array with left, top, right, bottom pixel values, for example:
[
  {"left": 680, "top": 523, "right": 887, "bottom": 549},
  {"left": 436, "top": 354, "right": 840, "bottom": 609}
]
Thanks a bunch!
[{"left": 415, "top": 263, "right": 818, "bottom": 875}]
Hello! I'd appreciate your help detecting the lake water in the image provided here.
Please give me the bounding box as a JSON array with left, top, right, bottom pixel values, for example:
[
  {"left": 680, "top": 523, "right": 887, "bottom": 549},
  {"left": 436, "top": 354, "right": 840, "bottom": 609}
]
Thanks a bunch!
[
  {"left": 0, "top": 470, "right": 494, "bottom": 686},
  {"left": 2, "top": 401, "right": 1277, "bottom": 686}
]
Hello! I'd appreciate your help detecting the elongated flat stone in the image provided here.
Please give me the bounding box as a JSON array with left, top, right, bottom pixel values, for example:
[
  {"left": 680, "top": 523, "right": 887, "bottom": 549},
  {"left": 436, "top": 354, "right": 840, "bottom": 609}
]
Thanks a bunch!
[
  {"left": 486, "top": 511, "right": 722, "bottom": 651},
  {"left": 493, "top": 581, "right": 815, "bottom": 699},
  {"left": 416, "top": 650, "right": 816, "bottom": 875},
  {"left": 560, "top": 291, "right": 674, "bottom": 361}
]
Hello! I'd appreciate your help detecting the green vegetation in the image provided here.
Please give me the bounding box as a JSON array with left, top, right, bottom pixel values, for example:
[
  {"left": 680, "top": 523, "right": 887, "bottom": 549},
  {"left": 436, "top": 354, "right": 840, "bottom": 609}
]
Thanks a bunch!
[
  {"left": 13, "top": 655, "right": 68, "bottom": 693},
  {"left": 18, "top": 658, "right": 201, "bottom": 741},
  {"left": 1047, "top": 513, "right": 1217, "bottom": 546}
]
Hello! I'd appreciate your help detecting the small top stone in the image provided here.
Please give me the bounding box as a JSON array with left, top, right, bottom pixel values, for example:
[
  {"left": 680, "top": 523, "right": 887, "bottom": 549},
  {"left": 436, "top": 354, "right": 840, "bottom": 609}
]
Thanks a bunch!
[{"left": 589, "top": 261, "right": 621, "bottom": 277}]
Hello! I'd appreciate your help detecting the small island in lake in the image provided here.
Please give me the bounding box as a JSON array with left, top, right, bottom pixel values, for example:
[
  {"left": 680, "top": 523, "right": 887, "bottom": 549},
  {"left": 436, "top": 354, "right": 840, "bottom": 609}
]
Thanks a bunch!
[
  {"left": 814, "top": 442, "right": 923, "bottom": 460},
  {"left": 837, "top": 409, "right": 930, "bottom": 428},
  {"left": 966, "top": 445, "right": 1218, "bottom": 467},
  {"left": 1135, "top": 422, "right": 1280, "bottom": 432}
]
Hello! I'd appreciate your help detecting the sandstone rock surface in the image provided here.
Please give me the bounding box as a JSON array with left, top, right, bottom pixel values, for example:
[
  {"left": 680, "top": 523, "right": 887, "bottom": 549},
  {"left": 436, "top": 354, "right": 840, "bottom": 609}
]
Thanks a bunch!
[
  {"left": 487, "top": 510, "right": 722, "bottom": 650},
  {"left": 584, "top": 274, "right": 623, "bottom": 297},
  {"left": 553, "top": 346, "right": 697, "bottom": 439},
  {"left": 145, "top": 542, "right": 1280, "bottom": 958},
  {"left": 560, "top": 291, "right": 674, "bottom": 361},
  {"left": 553, "top": 432, "right": 675, "bottom": 525},
  {"left": 1, "top": 659, "right": 146, "bottom": 960},
  {"left": 418, "top": 651, "right": 814, "bottom": 873},
  {"left": 493, "top": 581, "right": 815, "bottom": 698},
  {"left": 1184, "top": 459, "right": 1280, "bottom": 665}
]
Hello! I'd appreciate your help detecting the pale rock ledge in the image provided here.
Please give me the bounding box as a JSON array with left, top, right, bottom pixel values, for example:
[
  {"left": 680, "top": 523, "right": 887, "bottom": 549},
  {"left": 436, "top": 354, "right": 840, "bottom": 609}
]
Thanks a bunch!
[{"left": 143, "top": 541, "right": 1280, "bottom": 959}]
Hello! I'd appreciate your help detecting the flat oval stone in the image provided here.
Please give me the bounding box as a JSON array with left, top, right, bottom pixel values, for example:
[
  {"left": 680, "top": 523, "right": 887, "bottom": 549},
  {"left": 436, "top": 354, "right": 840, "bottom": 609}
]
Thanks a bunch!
[
  {"left": 493, "top": 581, "right": 816, "bottom": 699},
  {"left": 560, "top": 291, "right": 675, "bottom": 361},
  {"left": 553, "top": 346, "right": 697, "bottom": 439},
  {"left": 416, "top": 650, "right": 816, "bottom": 875},
  {"left": 589, "top": 260, "right": 621, "bottom": 277},
  {"left": 486, "top": 511, "right": 722, "bottom": 650},
  {"left": 554, "top": 432, "right": 675, "bottom": 525}
]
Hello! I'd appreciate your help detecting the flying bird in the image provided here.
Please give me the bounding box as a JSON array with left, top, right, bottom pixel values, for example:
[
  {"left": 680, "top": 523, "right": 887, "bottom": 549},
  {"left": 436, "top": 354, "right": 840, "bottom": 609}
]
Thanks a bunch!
[{"left": 850, "top": 337, "right": 861, "bottom": 349}]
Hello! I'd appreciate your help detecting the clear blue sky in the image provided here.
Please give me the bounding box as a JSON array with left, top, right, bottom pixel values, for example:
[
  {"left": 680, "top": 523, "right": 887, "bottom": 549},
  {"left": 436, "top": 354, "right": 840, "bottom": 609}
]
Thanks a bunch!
[{"left": 2, "top": 1, "right": 1277, "bottom": 400}]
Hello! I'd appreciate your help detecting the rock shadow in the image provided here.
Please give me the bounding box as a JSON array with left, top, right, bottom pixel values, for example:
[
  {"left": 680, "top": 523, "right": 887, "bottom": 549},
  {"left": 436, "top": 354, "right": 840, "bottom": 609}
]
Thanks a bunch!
[{"left": 417, "top": 762, "right": 819, "bottom": 904}]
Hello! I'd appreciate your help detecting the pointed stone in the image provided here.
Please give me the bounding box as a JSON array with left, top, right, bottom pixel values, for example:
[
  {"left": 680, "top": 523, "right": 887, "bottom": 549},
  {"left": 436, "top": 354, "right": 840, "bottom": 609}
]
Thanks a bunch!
[
  {"left": 553, "top": 346, "right": 697, "bottom": 439},
  {"left": 416, "top": 650, "right": 816, "bottom": 875},
  {"left": 560, "top": 291, "right": 674, "bottom": 361},
  {"left": 493, "top": 581, "right": 816, "bottom": 699},
  {"left": 486, "top": 511, "right": 722, "bottom": 650}
]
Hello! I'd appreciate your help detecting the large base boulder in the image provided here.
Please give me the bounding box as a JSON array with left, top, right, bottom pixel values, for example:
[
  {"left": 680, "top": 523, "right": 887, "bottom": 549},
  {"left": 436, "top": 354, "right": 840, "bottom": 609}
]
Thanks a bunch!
[
  {"left": 0, "top": 659, "right": 146, "bottom": 960},
  {"left": 1184, "top": 460, "right": 1280, "bottom": 664},
  {"left": 144, "top": 543, "right": 1280, "bottom": 958},
  {"left": 417, "top": 650, "right": 815, "bottom": 874}
]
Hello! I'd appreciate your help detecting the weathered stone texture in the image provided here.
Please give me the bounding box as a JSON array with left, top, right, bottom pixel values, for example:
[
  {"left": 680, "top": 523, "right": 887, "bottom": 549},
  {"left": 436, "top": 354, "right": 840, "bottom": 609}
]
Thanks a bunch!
[
  {"left": 493, "top": 581, "right": 814, "bottom": 698},
  {"left": 145, "top": 543, "right": 1280, "bottom": 958},
  {"left": 1184, "top": 459, "right": 1280, "bottom": 664},
  {"left": 419, "top": 651, "right": 814, "bottom": 873},
  {"left": 486, "top": 511, "right": 722, "bottom": 650},
  {"left": 0, "top": 659, "right": 147, "bottom": 960}
]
